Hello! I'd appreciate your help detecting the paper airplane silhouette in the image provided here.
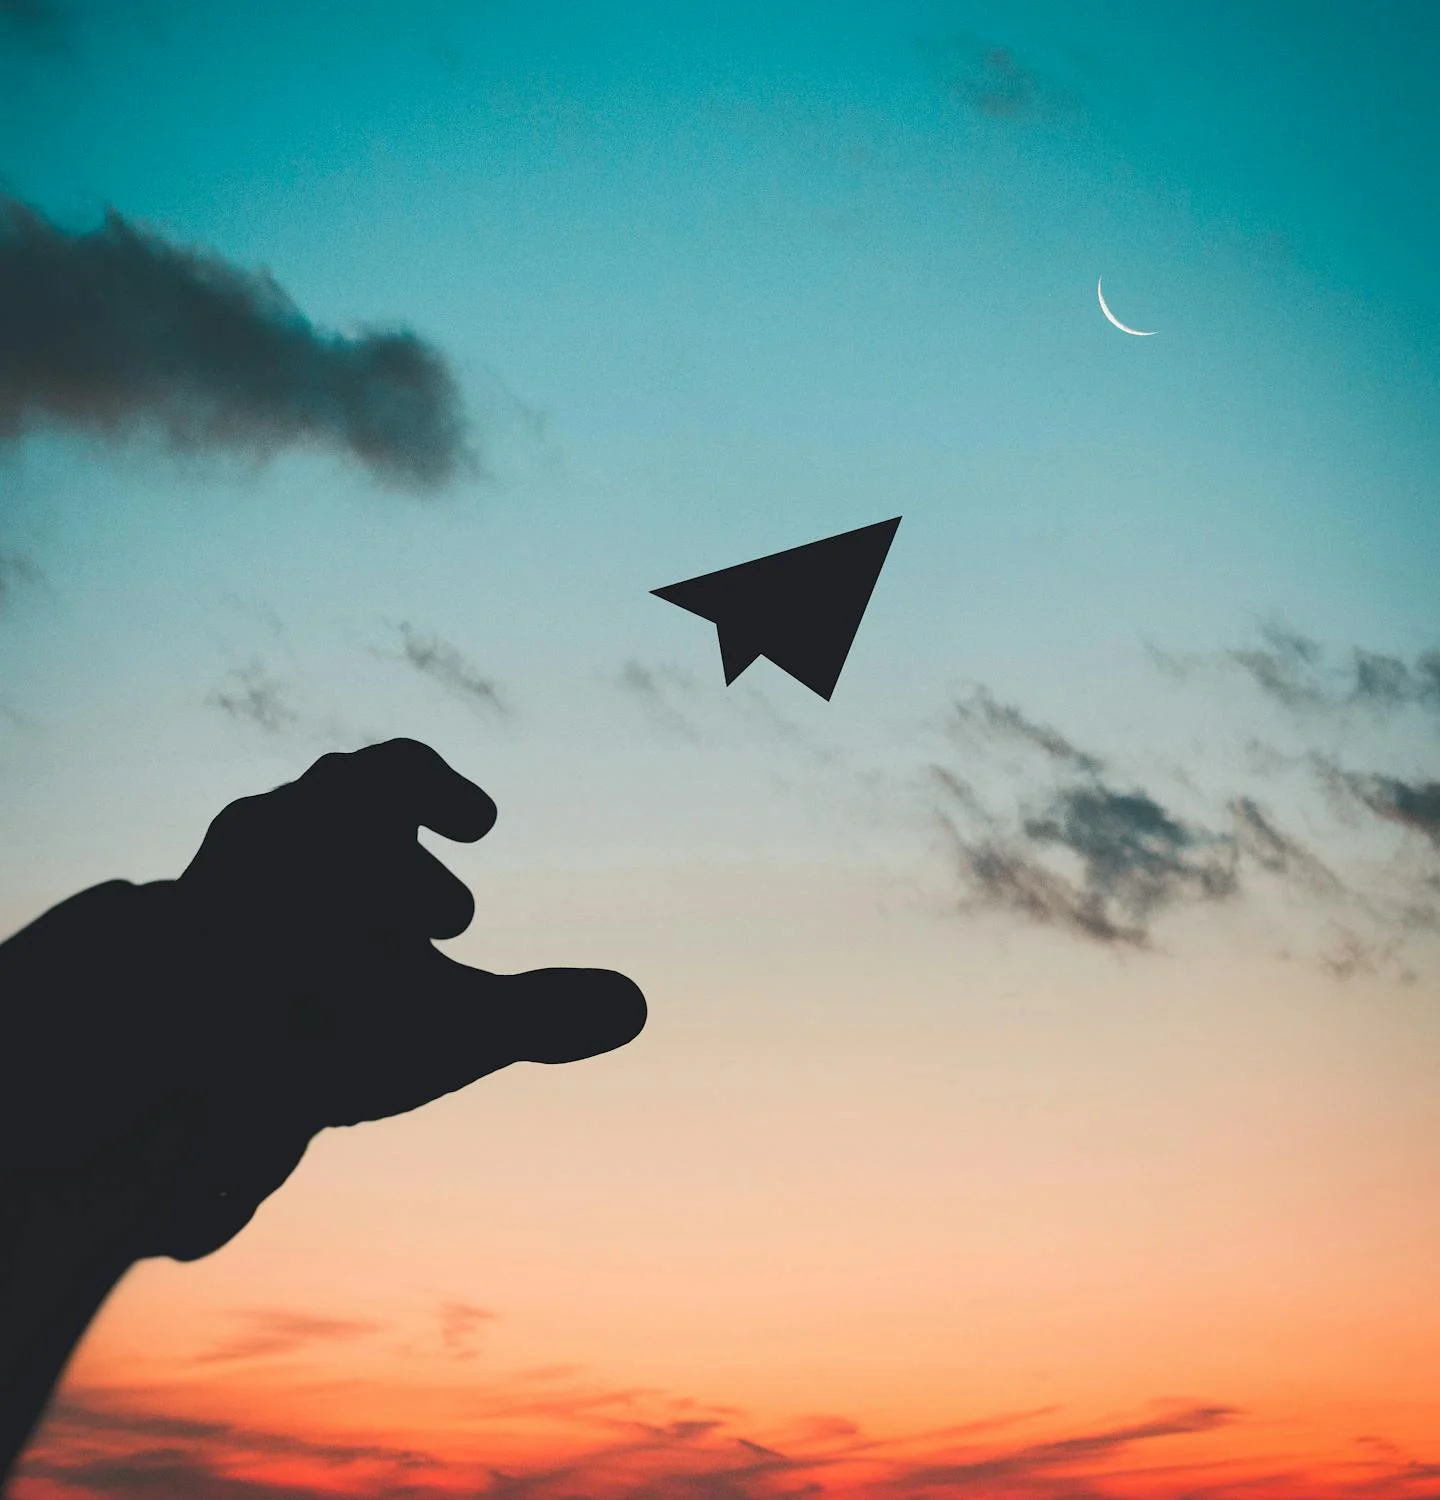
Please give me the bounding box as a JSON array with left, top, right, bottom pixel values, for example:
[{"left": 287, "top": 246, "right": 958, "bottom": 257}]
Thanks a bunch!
[{"left": 651, "top": 516, "right": 901, "bottom": 700}]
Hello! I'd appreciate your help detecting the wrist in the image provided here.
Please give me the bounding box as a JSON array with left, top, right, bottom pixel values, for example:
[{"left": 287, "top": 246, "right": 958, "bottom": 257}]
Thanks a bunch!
[{"left": 0, "top": 1089, "right": 204, "bottom": 1489}]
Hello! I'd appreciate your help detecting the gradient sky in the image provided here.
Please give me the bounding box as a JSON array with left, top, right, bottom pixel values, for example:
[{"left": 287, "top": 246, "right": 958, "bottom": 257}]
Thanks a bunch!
[{"left": 3, "top": 2, "right": 1440, "bottom": 1496}]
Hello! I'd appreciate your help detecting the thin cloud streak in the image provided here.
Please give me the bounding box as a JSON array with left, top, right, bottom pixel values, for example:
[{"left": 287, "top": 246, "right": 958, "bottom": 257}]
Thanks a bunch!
[
  {"left": 190, "top": 1308, "right": 383, "bottom": 1365},
  {"left": 616, "top": 659, "right": 703, "bottom": 741},
  {"left": 613, "top": 659, "right": 846, "bottom": 775},
  {"left": 945, "top": 686, "right": 1104, "bottom": 774},
  {"left": 396, "top": 623, "right": 508, "bottom": 715},
  {"left": 1229, "top": 796, "right": 1342, "bottom": 893},
  {"left": 893, "top": 1403, "right": 1238, "bottom": 1491}
]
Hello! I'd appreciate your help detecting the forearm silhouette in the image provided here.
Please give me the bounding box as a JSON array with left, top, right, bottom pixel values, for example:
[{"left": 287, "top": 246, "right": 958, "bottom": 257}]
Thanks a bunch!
[{"left": 0, "top": 739, "right": 647, "bottom": 1487}]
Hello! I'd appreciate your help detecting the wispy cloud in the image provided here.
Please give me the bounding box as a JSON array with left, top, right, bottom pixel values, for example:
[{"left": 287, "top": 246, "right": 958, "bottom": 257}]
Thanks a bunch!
[
  {"left": 190, "top": 1308, "right": 383, "bottom": 1365},
  {"left": 439, "top": 1298, "right": 497, "bottom": 1359},
  {"left": 395, "top": 622, "right": 508, "bottom": 715},
  {"left": 1317, "top": 928, "right": 1407, "bottom": 983},
  {"left": 945, "top": 686, "right": 1104, "bottom": 774},
  {"left": 207, "top": 662, "right": 298, "bottom": 734},
  {"left": 1156, "top": 623, "right": 1440, "bottom": 719},
  {"left": 0, "top": 195, "right": 471, "bottom": 488},
  {"left": 926, "top": 689, "right": 1256, "bottom": 949},
  {"left": 202, "top": 604, "right": 388, "bottom": 750},
  {"left": 615, "top": 659, "right": 703, "bottom": 740},
  {"left": 613, "top": 660, "right": 846, "bottom": 775},
  {"left": 921, "top": 660, "right": 1439, "bottom": 977},
  {"left": 1229, "top": 622, "right": 1332, "bottom": 711},
  {"left": 892, "top": 1402, "right": 1238, "bottom": 1491},
  {"left": 1229, "top": 796, "right": 1342, "bottom": 893}
]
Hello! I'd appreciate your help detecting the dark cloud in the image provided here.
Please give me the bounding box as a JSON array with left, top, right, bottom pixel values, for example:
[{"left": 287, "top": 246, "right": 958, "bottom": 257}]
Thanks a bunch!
[
  {"left": 938, "top": 781, "right": 1238, "bottom": 948},
  {"left": 923, "top": 685, "right": 1377, "bottom": 953},
  {"left": 945, "top": 687, "right": 1104, "bottom": 774},
  {"left": 1353, "top": 650, "right": 1417, "bottom": 707},
  {"left": 914, "top": 651, "right": 1440, "bottom": 977},
  {"left": 208, "top": 662, "right": 298, "bottom": 733},
  {"left": 940, "top": 825, "right": 1125, "bottom": 946},
  {"left": 1334, "top": 772, "right": 1440, "bottom": 849},
  {"left": 396, "top": 622, "right": 507, "bottom": 714},
  {"left": 0, "top": 195, "right": 470, "bottom": 487},
  {"left": 927, "top": 698, "right": 1241, "bottom": 949},
  {"left": 191, "top": 1307, "right": 382, "bottom": 1365}
]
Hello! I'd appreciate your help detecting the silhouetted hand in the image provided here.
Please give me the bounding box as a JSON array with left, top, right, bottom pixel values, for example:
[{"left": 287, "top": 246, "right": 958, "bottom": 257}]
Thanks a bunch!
[
  {"left": 175, "top": 737, "right": 647, "bottom": 1256},
  {"left": 0, "top": 740, "right": 645, "bottom": 1480}
]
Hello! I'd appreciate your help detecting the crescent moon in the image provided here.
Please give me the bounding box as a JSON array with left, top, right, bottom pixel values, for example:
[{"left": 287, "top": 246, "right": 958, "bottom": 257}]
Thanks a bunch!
[{"left": 1097, "top": 277, "right": 1157, "bottom": 337}]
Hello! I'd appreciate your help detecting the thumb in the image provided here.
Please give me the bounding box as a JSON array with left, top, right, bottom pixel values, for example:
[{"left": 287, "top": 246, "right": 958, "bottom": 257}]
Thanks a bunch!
[
  {"left": 316, "top": 953, "right": 649, "bottom": 1129},
  {"left": 483, "top": 965, "right": 649, "bottom": 1064}
]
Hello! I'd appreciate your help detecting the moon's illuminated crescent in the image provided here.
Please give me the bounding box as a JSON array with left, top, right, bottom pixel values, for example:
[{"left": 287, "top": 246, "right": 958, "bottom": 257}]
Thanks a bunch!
[{"left": 1097, "top": 277, "right": 1157, "bottom": 337}]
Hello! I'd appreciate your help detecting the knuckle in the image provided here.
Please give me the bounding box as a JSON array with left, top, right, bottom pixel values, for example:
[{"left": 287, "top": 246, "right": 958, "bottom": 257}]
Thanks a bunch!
[{"left": 301, "top": 750, "right": 354, "bottom": 785}]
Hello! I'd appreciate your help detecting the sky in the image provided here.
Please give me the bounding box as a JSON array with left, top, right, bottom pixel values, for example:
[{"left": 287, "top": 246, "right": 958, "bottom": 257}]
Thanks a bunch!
[{"left": 2, "top": 1, "right": 1440, "bottom": 1495}]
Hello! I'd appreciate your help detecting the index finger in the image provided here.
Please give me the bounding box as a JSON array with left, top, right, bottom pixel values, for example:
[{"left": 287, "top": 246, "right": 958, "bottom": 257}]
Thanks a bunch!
[{"left": 304, "top": 738, "right": 498, "bottom": 842}]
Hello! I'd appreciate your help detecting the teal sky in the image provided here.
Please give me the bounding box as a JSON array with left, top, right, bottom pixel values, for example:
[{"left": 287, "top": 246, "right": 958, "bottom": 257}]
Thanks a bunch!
[{"left": 4, "top": 5, "right": 1438, "bottom": 875}]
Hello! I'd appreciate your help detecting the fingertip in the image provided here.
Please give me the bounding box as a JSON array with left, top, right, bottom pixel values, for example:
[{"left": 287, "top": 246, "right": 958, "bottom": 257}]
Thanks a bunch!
[
  {"left": 428, "top": 771, "right": 494, "bottom": 844},
  {"left": 510, "top": 968, "right": 647, "bottom": 1065},
  {"left": 459, "top": 787, "right": 498, "bottom": 843},
  {"left": 591, "top": 969, "right": 648, "bottom": 1050},
  {"left": 343, "top": 738, "right": 498, "bottom": 842}
]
